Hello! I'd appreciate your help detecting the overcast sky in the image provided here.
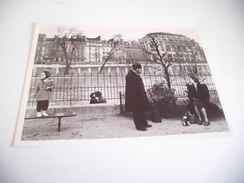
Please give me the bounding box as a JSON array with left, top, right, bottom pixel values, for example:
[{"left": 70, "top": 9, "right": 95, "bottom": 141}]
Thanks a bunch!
[{"left": 39, "top": 23, "right": 202, "bottom": 46}]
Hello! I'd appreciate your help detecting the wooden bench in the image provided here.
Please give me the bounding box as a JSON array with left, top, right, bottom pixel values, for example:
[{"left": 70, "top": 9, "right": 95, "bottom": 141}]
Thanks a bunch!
[{"left": 25, "top": 112, "right": 77, "bottom": 132}]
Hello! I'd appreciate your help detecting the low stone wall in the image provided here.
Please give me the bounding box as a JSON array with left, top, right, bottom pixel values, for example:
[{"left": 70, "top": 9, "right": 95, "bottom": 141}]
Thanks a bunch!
[{"left": 26, "top": 103, "right": 121, "bottom": 119}]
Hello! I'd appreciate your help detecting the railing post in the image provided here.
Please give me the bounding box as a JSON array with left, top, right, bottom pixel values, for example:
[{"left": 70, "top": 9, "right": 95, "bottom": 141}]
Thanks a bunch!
[
  {"left": 70, "top": 73, "right": 73, "bottom": 106},
  {"left": 119, "top": 92, "right": 123, "bottom": 114}
]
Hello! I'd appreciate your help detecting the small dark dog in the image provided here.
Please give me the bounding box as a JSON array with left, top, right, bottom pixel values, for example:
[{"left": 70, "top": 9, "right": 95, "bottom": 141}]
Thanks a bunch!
[{"left": 182, "top": 111, "right": 195, "bottom": 126}]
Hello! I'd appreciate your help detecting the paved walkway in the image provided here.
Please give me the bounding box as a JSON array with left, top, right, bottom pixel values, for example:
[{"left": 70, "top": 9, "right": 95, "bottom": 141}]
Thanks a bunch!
[{"left": 21, "top": 114, "right": 229, "bottom": 141}]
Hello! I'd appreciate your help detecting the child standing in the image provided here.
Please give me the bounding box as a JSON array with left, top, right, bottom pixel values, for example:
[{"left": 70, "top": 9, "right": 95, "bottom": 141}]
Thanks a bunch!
[{"left": 34, "top": 71, "right": 55, "bottom": 117}]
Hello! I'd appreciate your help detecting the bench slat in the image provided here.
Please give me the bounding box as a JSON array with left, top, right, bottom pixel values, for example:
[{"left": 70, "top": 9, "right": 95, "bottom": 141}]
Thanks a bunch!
[{"left": 25, "top": 112, "right": 76, "bottom": 119}]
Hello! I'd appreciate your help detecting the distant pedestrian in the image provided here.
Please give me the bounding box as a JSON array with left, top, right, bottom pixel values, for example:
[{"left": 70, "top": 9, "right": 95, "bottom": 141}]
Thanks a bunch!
[
  {"left": 125, "top": 63, "right": 152, "bottom": 131},
  {"left": 96, "top": 91, "right": 107, "bottom": 103},
  {"left": 89, "top": 92, "right": 99, "bottom": 104},
  {"left": 34, "top": 71, "right": 55, "bottom": 117},
  {"left": 89, "top": 91, "right": 107, "bottom": 104}
]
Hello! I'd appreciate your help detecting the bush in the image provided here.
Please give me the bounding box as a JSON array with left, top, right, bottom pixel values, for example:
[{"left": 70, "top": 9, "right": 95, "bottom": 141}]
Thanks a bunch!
[{"left": 147, "top": 80, "right": 176, "bottom": 105}]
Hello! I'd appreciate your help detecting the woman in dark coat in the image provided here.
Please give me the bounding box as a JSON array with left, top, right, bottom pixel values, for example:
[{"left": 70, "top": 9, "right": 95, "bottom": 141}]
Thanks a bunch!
[
  {"left": 187, "top": 75, "right": 210, "bottom": 126},
  {"left": 125, "top": 63, "right": 151, "bottom": 131}
]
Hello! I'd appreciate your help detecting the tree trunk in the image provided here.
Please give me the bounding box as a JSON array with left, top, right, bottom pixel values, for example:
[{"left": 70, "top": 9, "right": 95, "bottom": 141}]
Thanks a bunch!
[
  {"left": 164, "top": 69, "right": 171, "bottom": 89},
  {"left": 64, "top": 64, "right": 70, "bottom": 75}
]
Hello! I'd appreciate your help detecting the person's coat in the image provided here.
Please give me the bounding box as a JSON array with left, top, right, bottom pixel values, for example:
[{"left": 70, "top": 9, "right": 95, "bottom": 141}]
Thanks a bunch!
[
  {"left": 186, "top": 83, "right": 221, "bottom": 118},
  {"left": 187, "top": 83, "right": 210, "bottom": 106},
  {"left": 125, "top": 70, "right": 150, "bottom": 112},
  {"left": 34, "top": 79, "right": 55, "bottom": 101}
]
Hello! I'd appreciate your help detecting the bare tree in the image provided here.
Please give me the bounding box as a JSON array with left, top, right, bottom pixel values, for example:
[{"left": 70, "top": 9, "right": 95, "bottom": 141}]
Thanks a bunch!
[
  {"left": 99, "top": 34, "right": 123, "bottom": 73},
  {"left": 144, "top": 35, "right": 173, "bottom": 89},
  {"left": 55, "top": 27, "right": 83, "bottom": 75}
]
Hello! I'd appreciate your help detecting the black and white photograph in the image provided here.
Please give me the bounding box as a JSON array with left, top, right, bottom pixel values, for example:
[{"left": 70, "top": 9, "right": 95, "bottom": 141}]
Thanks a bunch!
[
  {"left": 14, "top": 23, "right": 229, "bottom": 146},
  {"left": 2, "top": 0, "right": 244, "bottom": 183}
]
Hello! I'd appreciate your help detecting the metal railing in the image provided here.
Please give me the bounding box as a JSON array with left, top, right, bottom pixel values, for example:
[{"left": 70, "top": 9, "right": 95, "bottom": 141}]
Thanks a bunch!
[{"left": 27, "top": 72, "right": 217, "bottom": 106}]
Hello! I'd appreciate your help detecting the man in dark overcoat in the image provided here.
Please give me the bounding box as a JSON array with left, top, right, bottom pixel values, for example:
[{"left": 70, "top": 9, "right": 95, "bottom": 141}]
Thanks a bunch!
[{"left": 125, "top": 63, "right": 152, "bottom": 131}]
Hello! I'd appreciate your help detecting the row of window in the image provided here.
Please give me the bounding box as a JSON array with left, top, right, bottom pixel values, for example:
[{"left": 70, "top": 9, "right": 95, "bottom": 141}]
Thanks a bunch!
[{"left": 36, "top": 54, "right": 202, "bottom": 63}]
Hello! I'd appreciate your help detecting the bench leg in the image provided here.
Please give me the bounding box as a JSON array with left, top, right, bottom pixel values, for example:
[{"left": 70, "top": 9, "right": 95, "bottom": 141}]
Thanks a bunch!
[{"left": 58, "top": 117, "right": 61, "bottom": 132}]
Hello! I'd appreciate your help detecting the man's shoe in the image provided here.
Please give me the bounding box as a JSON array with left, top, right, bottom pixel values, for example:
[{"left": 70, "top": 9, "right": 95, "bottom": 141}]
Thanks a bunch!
[
  {"left": 137, "top": 127, "right": 147, "bottom": 131},
  {"left": 146, "top": 124, "right": 152, "bottom": 128}
]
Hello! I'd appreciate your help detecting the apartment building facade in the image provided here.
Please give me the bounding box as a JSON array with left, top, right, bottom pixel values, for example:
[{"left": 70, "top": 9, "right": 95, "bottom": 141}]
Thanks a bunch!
[
  {"left": 34, "top": 34, "right": 145, "bottom": 65},
  {"left": 139, "top": 32, "right": 210, "bottom": 75},
  {"left": 34, "top": 32, "right": 210, "bottom": 76}
]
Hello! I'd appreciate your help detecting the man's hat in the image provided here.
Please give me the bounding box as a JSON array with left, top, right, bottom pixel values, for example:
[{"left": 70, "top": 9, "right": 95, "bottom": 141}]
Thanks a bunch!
[{"left": 132, "top": 63, "right": 142, "bottom": 70}]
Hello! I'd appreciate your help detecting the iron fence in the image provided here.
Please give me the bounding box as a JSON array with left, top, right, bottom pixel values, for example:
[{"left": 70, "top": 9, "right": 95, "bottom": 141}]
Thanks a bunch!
[{"left": 27, "top": 72, "right": 217, "bottom": 106}]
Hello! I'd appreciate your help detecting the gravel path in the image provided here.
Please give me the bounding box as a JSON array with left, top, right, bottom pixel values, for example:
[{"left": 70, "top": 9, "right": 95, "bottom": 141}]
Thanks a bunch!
[{"left": 21, "top": 115, "right": 229, "bottom": 141}]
